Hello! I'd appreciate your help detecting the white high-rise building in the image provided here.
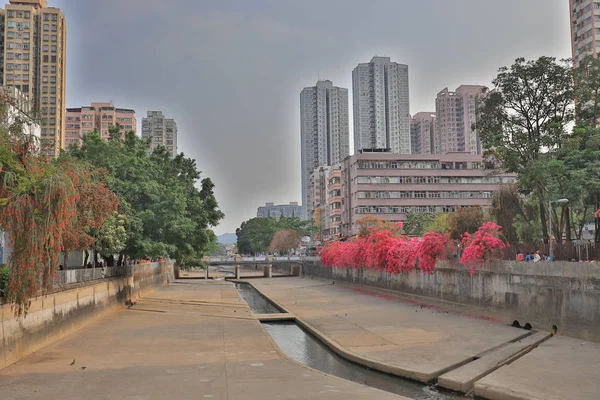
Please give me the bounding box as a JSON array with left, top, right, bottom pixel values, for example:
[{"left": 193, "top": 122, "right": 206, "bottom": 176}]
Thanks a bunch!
[
  {"left": 141, "top": 111, "right": 178, "bottom": 157},
  {"left": 300, "top": 80, "right": 349, "bottom": 220},
  {"left": 352, "top": 57, "right": 410, "bottom": 154}
]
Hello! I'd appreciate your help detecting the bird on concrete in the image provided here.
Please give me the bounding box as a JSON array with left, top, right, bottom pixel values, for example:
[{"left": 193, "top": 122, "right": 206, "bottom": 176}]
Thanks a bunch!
[
  {"left": 70, "top": 359, "right": 75, "bottom": 365},
  {"left": 80, "top": 366, "right": 86, "bottom": 370}
]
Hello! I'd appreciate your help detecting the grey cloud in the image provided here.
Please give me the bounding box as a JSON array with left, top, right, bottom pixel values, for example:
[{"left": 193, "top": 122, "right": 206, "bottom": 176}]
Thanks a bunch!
[{"left": 53, "top": 0, "right": 571, "bottom": 234}]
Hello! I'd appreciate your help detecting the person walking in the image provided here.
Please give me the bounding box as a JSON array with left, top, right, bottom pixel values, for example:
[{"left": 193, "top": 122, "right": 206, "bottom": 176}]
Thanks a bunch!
[{"left": 533, "top": 251, "right": 541, "bottom": 263}]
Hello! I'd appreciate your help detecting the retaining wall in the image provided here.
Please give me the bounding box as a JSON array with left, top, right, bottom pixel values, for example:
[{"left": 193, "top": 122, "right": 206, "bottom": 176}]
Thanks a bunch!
[
  {"left": 0, "top": 261, "right": 174, "bottom": 370},
  {"left": 303, "top": 260, "right": 600, "bottom": 342}
]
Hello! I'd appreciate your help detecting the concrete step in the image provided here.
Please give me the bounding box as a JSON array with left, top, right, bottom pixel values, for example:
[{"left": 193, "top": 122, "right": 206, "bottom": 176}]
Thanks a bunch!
[{"left": 438, "top": 331, "right": 552, "bottom": 393}]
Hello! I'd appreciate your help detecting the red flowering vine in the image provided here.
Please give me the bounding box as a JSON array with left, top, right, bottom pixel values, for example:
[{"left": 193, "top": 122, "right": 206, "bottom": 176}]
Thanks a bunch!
[{"left": 460, "top": 222, "right": 506, "bottom": 274}]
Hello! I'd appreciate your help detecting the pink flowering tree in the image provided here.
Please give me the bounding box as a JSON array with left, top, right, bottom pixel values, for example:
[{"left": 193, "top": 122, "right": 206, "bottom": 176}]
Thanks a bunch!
[
  {"left": 415, "top": 232, "right": 450, "bottom": 274},
  {"left": 460, "top": 222, "right": 506, "bottom": 274}
]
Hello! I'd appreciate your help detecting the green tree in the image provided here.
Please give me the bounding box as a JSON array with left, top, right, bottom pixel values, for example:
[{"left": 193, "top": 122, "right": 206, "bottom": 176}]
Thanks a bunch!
[
  {"left": 71, "top": 125, "right": 224, "bottom": 268},
  {"left": 403, "top": 212, "right": 437, "bottom": 236},
  {"left": 447, "top": 207, "right": 486, "bottom": 241},
  {"left": 477, "top": 56, "right": 574, "bottom": 242}
]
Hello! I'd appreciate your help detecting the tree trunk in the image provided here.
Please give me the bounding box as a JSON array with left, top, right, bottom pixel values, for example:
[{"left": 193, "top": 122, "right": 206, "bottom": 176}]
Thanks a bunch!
[
  {"left": 63, "top": 251, "right": 69, "bottom": 270},
  {"left": 83, "top": 250, "right": 89, "bottom": 267},
  {"left": 106, "top": 255, "right": 115, "bottom": 267},
  {"left": 539, "top": 196, "right": 548, "bottom": 243},
  {"left": 118, "top": 253, "right": 125, "bottom": 267}
]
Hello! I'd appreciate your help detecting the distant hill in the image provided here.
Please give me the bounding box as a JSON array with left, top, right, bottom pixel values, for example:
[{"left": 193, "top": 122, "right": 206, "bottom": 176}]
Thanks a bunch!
[{"left": 217, "top": 233, "right": 237, "bottom": 244}]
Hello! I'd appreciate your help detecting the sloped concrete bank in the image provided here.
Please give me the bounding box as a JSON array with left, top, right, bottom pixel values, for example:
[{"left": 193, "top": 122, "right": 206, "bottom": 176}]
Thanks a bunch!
[
  {"left": 0, "top": 261, "right": 174, "bottom": 370},
  {"left": 302, "top": 260, "right": 600, "bottom": 342}
]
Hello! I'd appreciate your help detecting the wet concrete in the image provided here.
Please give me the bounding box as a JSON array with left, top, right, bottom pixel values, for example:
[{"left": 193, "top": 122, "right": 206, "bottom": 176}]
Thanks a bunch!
[{"left": 263, "top": 322, "right": 466, "bottom": 400}]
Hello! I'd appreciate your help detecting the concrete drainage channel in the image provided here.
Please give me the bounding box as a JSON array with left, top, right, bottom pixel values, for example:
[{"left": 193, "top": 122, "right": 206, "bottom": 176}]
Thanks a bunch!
[{"left": 234, "top": 282, "right": 466, "bottom": 400}]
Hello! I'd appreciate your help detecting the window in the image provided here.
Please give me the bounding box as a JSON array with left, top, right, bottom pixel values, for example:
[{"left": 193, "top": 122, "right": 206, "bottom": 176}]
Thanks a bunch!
[
  {"left": 51, "top": 35, "right": 57, "bottom": 42},
  {"left": 52, "top": 14, "right": 58, "bottom": 21},
  {"left": 7, "top": 43, "right": 14, "bottom": 49},
  {"left": 7, "top": 32, "right": 14, "bottom": 39},
  {"left": 6, "top": 74, "right": 13, "bottom": 81},
  {"left": 50, "top": 107, "right": 56, "bottom": 115},
  {"left": 23, "top": 64, "right": 29, "bottom": 71},
  {"left": 43, "top": 66, "right": 49, "bottom": 72},
  {"left": 51, "top": 56, "right": 57, "bottom": 63},
  {"left": 50, "top": 97, "right": 56, "bottom": 104},
  {"left": 44, "top": 14, "right": 50, "bottom": 21},
  {"left": 23, "top": 22, "right": 30, "bottom": 29},
  {"left": 50, "top": 76, "right": 56, "bottom": 83},
  {"left": 17, "top": 12, "right": 22, "bottom": 18},
  {"left": 42, "top": 86, "right": 48, "bottom": 93},
  {"left": 50, "top": 66, "right": 56, "bottom": 73},
  {"left": 52, "top": 24, "right": 57, "bottom": 31},
  {"left": 7, "top": 21, "right": 14, "bottom": 28},
  {"left": 50, "top": 86, "right": 56, "bottom": 94},
  {"left": 7, "top": 10, "right": 13, "bottom": 17},
  {"left": 6, "top": 53, "right": 13, "bottom": 60},
  {"left": 23, "top": 54, "right": 29, "bottom": 60},
  {"left": 42, "top": 97, "right": 48, "bottom": 104},
  {"left": 24, "top": 12, "right": 30, "bottom": 18},
  {"left": 42, "top": 76, "right": 49, "bottom": 83},
  {"left": 43, "top": 55, "right": 49, "bottom": 62},
  {"left": 22, "top": 85, "right": 28, "bottom": 93},
  {"left": 23, "top": 74, "right": 29, "bottom": 81},
  {"left": 44, "top": 24, "right": 49, "bottom": 30},
  {"left": 44, "top": 34, "right": 49, "bottom": 41},
  {"left": 51, "top": 45, "right": 57, "bottom": 52},
  {"left": 43, "top": 45, "right": 49, "bottom": 51}
]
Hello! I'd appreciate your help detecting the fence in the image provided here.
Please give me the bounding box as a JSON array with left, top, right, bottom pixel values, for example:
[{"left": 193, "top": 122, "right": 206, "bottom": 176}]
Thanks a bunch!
[
  {"left": 502, "top": 242, "right": 600, "bottom": 262},
  {"left": 50, "top": 262, "right": 162, "bottom": 287}
]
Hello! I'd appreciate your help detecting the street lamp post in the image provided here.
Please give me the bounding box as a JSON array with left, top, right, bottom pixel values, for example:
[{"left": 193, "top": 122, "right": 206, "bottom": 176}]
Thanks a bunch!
[{"left": 549, "top": 198, "right": 569, "bottom": 261}]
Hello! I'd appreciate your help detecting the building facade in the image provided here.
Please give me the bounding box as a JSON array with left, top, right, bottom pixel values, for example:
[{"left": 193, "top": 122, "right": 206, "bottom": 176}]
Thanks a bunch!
[
  {"left": 352, "top": 56, "right": 410, "bottom": 154},
  {"left": 65, "top": 102, "right": 136, "bottom": 146},
  {"left": 2, "top": 85, "right": 40, "bottom": 140},
  {"left": 410, "top": 112, "right": 436, "bottom": 154},
  {"left": 300, "top": 80, "right": 349, "bottom": 219},
  {"left": 309, "top": 165, "right": 332, "bottom": 241},
  {"left": 569, "top": 0, "right": 600, "bottom": 66},
  {"left": 141, "top": 111, "right": 178, "bottom": 157},
  {"left": 1, "top": 0, "right": 66, "bottom": 155},
  {"left": 340, "top": 151, "right": 516, "bottom": 236},
  {"left": 256, "top": 202, "right": 304, "bottom": 220},
  {"left": 327, "top": 167, "right": 342, "bottom": 240},
  {"left": 435, "top": 85, "right": 486, "bottom": 155}
]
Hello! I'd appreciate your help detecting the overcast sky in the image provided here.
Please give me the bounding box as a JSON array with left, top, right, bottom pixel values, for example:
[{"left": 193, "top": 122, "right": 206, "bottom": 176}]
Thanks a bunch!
[{"left": 52, "top": 0, "right": 571, "bottom": 235}]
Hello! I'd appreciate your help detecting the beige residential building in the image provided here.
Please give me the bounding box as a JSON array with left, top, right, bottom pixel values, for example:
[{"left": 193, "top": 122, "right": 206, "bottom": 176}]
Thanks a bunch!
[
  {"left": 309, "top": 165, "right": 332, "bottom": 241},
  {"left": 435, "top": 85, "right": 486, "bottom": 155},
  {"left": 1, "top": 0, "right": 66, "bottom": 155},
  {"left": 65, "top": 102, "right": 136, "bottom": 147},
  {"left": 327, "top": 167, "right": 342, "bottom": 240},
  {"left": 410, "top": 112, "right": 437, "bottom": 154},
  {"left": 340, "top": 151, "right": 515, "bottom": 236},
  {"left": 569, "top": 0, "right": 600, "bottom": 66}
]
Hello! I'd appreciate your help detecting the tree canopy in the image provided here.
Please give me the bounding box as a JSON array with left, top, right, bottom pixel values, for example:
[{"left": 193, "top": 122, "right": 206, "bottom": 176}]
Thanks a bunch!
[{"left": 70, "top": 126, "right": 224, "bottom": 268}]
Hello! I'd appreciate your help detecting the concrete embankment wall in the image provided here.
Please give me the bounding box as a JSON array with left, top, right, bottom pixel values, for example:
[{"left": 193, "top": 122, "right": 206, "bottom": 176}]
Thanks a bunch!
[
  {"left": 0, "top": 262, "right": 174, "bottom": 370},
  {"left": 303, "top": 260, "right": 600, "bottom": 342}
]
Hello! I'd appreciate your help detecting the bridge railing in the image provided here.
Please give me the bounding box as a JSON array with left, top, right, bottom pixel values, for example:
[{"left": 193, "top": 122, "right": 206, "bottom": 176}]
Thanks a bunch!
[{"left": 207, "top": 256, "right": 320, "bottom": 263}]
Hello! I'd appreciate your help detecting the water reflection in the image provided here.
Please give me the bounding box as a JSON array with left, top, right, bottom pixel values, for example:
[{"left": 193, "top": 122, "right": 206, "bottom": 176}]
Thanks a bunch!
[
  {"left": 263, "top": 322, "right": 466, "bottom": 400},
  {"left": 235, "top": 282, "right": 281, "bottom": 314}
]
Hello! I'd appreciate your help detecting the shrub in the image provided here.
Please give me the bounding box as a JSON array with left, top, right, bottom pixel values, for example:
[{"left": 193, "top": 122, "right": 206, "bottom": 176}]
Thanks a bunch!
[{"left": 0, "top": 266, "right": 10, "bottom": 297}]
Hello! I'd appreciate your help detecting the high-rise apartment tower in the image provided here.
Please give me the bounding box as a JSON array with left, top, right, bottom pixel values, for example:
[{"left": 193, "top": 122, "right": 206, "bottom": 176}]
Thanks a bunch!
[
  {"left": 141, "top": 111, "right": 178, "bottom": 157},
  {"left": 410, "top": 112, "right": 437, "bottom": 154},
  {"left": 2, "top": 0, "right": 66, "bottom": 155},
  {"left": 435, "top": 85, "right": 486, "bottom": 155},
  {"left": 569, "top": 0, "right": 600, "bottom": 66},
  {"left": 352, "top": 56, "right": 410, "bottom": 154},
  {"left": 300, "top": 80, "right": 349, "bottom": 220}
]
